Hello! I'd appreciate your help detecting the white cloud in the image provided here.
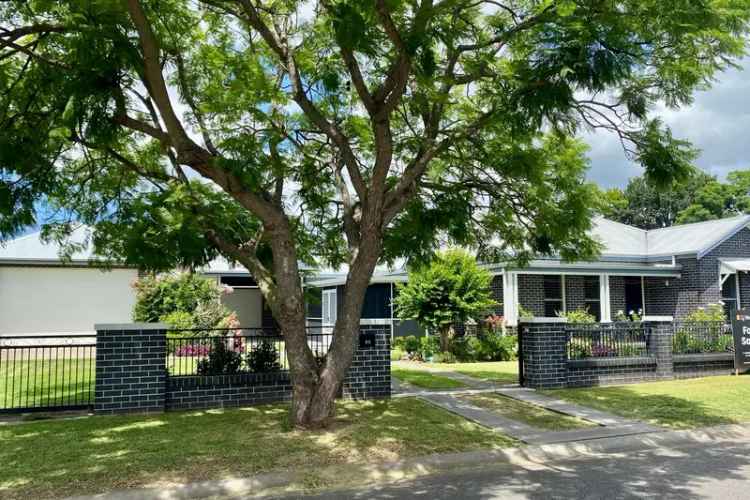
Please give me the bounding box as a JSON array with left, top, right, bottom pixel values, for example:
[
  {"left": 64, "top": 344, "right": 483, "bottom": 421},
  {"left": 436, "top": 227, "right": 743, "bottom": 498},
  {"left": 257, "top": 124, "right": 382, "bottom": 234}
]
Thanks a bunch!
[{"left": 585, "top": 56, "right": 750, "bottom": 188}]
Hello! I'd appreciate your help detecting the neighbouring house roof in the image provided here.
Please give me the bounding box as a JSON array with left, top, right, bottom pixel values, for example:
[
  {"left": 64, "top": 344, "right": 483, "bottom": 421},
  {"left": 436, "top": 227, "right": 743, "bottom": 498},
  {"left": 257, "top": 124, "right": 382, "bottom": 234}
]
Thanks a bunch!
[{"left": 0, "top": 226, "right": 111, "bottom": 266}]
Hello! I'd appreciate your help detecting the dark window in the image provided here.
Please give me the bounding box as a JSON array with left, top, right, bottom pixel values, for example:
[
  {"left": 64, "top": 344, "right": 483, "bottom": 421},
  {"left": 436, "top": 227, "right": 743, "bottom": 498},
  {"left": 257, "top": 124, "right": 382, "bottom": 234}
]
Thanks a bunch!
[
  {"left": 543, "top": 275, "right": 563, "bottom": 317},
  {"left": 624, "top": 277, "right": 644, "bottom": 318},
  {"left": 722, "top": 275, "right": 738, "bottom": 320},
  {"left": 584, "top": 276, "right": 601, "bottom": 321},
  {"left": 220, "top": 276, "right": 257, "bottom": 287}
]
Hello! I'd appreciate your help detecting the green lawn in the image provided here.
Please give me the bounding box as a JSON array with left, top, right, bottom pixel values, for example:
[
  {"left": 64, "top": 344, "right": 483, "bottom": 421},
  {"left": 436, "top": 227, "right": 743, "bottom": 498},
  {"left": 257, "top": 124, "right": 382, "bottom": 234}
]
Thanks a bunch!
[
  {"left": 394, "top": 361, "right": 518, "bottom": 385},
  {"left": 0, "top": 398, "right": 515, "bottom": 499},
  {"left": 546, "top": 375, "right": 750, "bottom": 429},
  {"left": 391, "top": 367, "right": 467, "bottom": 389},
  {"left": 462, "top": 394, "right": 596, "bottom": 431},
  {"left": 0, "top": 359, "right": 94, "bottom": 409}
]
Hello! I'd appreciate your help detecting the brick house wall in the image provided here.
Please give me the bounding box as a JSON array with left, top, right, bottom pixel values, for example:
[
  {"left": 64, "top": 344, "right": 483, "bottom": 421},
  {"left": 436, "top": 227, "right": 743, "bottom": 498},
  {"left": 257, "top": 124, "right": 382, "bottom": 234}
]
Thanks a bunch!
[
  {"left": 609, "top": 276, "right": 626, "bottom": 316},
  {"left": 489, "top": 275, "right": 504, "bottom": 316},
  {"left": 565, "top": 276, "right": 587, "bottom": 312},
  {"left": 518, "top": 274, "right": 545, "bottom": 316}
]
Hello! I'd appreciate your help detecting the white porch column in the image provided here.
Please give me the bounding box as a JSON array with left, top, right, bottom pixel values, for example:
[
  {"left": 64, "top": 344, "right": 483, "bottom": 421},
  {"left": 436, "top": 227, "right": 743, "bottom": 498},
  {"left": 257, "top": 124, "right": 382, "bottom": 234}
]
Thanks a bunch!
[
  {"left": 600, "top": 274, "right": 612, "bottom": 322},
  {"left": 503, "top": 271, "right": 519, "bottom": 326}
]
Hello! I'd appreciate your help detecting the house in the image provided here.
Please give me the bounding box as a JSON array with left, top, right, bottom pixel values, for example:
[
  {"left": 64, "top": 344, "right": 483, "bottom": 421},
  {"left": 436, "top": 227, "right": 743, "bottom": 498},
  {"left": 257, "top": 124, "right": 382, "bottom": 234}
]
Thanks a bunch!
[
  {"left": 0, "top": 227, "right": 276, "bottom": 335},
  {"left": 306, "top": 215, "right": 750, "bottom": 332},
  {"left": 3, "top": 214, "right": 750, "bottom": 335}
]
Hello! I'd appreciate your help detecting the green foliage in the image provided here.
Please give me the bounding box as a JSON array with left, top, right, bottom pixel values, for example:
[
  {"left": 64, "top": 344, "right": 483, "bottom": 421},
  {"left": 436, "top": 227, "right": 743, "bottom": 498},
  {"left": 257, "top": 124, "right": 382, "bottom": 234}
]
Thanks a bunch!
[
  {"left": 390, "top": 348, "right": 405, "bottom": 361},
  {"left": 517, "top": 305, "right": 534, "bottom": 319},
  {"left": 399, "top": 336, "right": 421, "bottom": 355},
  {"left": 246, "top": 340, "right": 282, "bottom": 373},
  {"left": 196, "top": 338, "right": 242, "bottom": 375},
  {"left": 393, "top": 250, "right": 496, "bottom": 333},
  {"left": 560, "top": 309, "right": 596, "bottom": 324},
  {"left": 419, "top": 336, "right": 440, "bottom": 360},
  {"left": 432, "top": 352, "right": 456, "bottom": 364},
  {"left": 684, "top": 304, "right": 726, "bottom": 323},
  {"left": 133, "top": 273, "right": 236, "bottom": 331},
  {"left": 451, "top": 333, "right": 518, "bottom": 362},
  {"left": 601, "top": 168, "right": 750, "bottom": 230}
]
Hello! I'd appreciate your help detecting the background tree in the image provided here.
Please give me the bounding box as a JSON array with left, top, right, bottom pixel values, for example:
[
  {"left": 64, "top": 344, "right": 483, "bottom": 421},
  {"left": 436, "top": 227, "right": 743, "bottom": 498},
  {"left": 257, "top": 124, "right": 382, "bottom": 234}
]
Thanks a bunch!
[
  {"left": 2, "top": 0, "right": 749, "bottom": 427},
  {"left": 600, "top": 169, "right": 750, "bottom": 228},
  {"left": 597, "top": 170, "right": 714, "bottom": 229},
  {"left": 393, "top": 250, "right": 496, "bottom": 352}
]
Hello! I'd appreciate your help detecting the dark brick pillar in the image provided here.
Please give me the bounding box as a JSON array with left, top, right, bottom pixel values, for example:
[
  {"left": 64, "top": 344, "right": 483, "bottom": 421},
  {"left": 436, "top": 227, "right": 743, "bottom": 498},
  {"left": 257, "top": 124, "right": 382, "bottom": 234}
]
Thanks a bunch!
[
  {"left": 94, "top": 324, "right": 167, "bottom": 414},
  {"left": 647, "top": 321, "right": 674, "bottom": 379},
  {"left": 520, "top": 321, "right": 568, "bottom": 389},
  {"left": 342, "top": 328, "right": 391, "bottom": 399}
]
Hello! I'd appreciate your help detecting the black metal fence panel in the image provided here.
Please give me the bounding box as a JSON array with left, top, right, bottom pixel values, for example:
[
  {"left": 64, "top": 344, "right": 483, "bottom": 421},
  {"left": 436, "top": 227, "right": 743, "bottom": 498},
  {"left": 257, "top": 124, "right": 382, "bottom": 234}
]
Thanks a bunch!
[
  {"left": 165, "top": 327, "right": 334, "bottom": 377},
  {"left": 566, "top": 323, "right": 651, "bottom": 359},
  {"left": 672, "top": 322, "right": 734, "bottom": 354},
  {"left": 0, "top": 334, "right": 96, "bottom": 412}
]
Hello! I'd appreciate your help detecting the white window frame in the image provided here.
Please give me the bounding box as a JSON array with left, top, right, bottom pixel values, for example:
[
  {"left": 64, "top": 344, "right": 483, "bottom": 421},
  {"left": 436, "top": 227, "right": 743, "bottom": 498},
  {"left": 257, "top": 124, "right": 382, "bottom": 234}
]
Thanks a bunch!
[{"left": 322, "top": 289, "right": 337, "bottom": 326}]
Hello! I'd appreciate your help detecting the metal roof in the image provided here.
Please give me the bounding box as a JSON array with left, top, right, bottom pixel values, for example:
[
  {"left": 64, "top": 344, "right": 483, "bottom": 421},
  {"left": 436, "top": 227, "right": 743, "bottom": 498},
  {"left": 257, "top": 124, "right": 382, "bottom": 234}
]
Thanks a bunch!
[{"left": 0, "top": 226, "right": 107, "bottom": 265}]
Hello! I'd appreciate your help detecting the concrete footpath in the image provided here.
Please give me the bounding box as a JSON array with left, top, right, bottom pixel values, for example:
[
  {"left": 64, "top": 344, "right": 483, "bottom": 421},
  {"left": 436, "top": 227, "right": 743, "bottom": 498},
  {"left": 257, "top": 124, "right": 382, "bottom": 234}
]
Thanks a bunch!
[{"left": 69, "top": 424, "right": 750, "bottom": 500}]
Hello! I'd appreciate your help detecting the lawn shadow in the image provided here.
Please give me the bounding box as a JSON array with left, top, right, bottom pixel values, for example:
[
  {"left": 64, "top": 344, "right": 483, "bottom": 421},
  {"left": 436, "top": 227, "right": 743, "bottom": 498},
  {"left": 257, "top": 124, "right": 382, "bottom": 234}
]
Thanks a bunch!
[{"left": 549, "top": 385, "right": 738, "bottom": 429}]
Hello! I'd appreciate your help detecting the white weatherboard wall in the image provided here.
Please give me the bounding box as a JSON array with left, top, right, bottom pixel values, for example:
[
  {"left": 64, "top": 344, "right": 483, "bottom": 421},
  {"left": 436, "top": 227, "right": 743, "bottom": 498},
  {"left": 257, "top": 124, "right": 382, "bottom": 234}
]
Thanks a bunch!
[{"left": 0, "top": 267, "right": 138, "bottom": 334}]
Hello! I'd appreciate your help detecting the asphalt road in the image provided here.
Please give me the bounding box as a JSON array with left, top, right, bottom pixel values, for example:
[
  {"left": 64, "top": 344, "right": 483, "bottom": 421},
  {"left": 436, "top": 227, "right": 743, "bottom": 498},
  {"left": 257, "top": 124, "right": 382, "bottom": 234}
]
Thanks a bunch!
[{"left": 273, "top": 438, "right": 750, "bottom": 500}]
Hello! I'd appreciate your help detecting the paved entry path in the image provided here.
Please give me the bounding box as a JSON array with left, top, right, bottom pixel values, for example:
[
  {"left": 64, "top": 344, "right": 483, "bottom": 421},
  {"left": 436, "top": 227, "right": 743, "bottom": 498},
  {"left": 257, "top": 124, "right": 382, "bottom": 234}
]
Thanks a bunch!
[{"left": 415, "top": 385, "right": 661, "bottom": 445}]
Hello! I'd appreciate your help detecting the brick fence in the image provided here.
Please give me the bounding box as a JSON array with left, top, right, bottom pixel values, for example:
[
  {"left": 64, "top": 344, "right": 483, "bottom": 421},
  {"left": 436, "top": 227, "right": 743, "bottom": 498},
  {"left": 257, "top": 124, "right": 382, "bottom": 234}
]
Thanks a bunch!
[
  {"left": 94, "top": 324, "right": 390, "bottom": 414},
  {"left": 521, "top": 321, "right": 735, "bottom": 389}
]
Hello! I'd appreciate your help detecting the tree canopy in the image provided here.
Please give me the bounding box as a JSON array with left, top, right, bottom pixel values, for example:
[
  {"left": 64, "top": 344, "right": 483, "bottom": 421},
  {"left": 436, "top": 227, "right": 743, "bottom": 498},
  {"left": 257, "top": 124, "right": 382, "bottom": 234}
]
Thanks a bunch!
[
  {"left": 393, "top": 249, "right": 496, "bottom": 350},
  {"left": 2, "top": 0, "right": 749, "bottom": 427},
  {"left": 599, "top": 168, "right": 750, "bottom": 229}
]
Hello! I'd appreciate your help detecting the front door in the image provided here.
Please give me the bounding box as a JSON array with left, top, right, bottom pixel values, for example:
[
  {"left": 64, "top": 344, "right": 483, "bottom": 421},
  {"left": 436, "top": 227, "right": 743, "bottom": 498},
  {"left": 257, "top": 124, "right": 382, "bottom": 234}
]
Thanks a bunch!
[{"left": 624, "top": 277, "right": 643, "bottom": 319}]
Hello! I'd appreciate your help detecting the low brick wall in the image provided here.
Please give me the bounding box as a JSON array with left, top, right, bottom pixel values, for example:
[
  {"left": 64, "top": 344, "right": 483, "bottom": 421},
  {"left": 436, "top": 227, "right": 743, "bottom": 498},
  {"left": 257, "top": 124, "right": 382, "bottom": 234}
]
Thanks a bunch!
[
  {"left": 673, "top": 353, "right": 735, "bottom": 379},
  {"left": 166, "top": 372, "right": 293, "bottom": 410},
  {"left": 521, "top": 321, "right": 737, "bottom": 389},
  {"left": 95, "top": 325, "right": 391, "bottom": 414}
]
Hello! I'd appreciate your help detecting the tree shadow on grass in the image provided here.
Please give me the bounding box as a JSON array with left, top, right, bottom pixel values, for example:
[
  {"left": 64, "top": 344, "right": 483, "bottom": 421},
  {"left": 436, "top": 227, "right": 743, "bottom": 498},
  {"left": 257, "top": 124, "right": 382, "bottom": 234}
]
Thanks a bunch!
[{"left": 548, "top": 386, "right": 737, "bottom": 429}]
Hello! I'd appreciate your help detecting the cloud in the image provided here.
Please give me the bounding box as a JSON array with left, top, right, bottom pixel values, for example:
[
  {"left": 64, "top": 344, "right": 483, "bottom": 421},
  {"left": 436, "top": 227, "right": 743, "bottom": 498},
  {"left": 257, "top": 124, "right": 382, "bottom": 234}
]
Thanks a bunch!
[{"left": 584, "top": 56, "right": 750, "bottom": 188}]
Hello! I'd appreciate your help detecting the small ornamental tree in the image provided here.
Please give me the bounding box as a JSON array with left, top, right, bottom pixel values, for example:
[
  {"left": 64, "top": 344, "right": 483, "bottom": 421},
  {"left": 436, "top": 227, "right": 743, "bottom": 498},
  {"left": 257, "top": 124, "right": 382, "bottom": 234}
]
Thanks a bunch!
[
  {"left": 2, "top": 1, "right": 749, "bottom": 428},
  {"left": 133, "top": 273, "right": 237, "bottom": 330},
  {"left": 393, "top": 250, "right": 496, "bottom": 351}
]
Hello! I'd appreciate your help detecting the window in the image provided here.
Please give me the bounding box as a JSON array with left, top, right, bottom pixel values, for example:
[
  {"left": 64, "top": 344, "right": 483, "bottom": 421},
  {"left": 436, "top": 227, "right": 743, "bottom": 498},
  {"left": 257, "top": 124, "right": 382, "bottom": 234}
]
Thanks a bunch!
[
  {"left": 584, "top": 276, "right": 601, "bottom": 321},
  {"left": 322, "top": 289, "right": 337, "bottom": 326},
  {"left": 543, "top": 275, "right": 564, "bottom": 317},
  {"left": 220, "top": 276, "right": 257, "bottom": 288},
  {"left": 721, "top": 274, "right": 739, "bottom": 320}
]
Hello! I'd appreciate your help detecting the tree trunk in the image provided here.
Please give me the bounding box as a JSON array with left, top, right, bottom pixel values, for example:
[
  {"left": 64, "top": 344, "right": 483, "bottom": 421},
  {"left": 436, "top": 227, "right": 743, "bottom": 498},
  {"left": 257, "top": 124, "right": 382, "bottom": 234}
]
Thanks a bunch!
[
  {"left": 439, "top": 324, "right": 453, "bottom": 352},
  {"left": 284, "top": 231, "right": 383, "bottom": 429}
]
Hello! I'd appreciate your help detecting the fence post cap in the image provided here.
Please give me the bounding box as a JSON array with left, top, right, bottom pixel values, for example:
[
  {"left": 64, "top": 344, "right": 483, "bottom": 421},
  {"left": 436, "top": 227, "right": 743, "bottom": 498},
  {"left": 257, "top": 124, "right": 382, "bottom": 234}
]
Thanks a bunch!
[{"left": 94, "top": 323, "right": 169, "bottom": 331}]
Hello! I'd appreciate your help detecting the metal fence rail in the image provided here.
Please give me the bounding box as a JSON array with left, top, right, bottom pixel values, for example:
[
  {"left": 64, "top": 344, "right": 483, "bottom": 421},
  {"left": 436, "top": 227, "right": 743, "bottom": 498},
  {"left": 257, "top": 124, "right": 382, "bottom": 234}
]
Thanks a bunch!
[
  {"left": 672, "top": 321, "right": 734, "bottom": 354},
  {"left": 0, "top": 334, "right": 96, "bottom": 412},
  {"left": 566, "top": 323, "right": 651, "bottom": 359},
  {"left": 166, "top": 328, "right": 334, "bottom": 377}
]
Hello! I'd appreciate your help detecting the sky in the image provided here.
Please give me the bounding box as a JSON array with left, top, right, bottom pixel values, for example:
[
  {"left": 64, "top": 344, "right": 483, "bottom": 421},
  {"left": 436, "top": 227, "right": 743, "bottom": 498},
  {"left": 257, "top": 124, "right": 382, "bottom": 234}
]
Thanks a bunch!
[{"left": 584, "top": 56, "right": 750, "bottom": 188}]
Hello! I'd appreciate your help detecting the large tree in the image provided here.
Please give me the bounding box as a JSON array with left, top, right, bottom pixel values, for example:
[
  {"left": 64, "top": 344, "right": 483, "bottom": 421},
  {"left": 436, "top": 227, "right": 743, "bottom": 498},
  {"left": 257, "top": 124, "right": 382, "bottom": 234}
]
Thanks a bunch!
[{"left": 2, "top": 0, "right": 749, "bottom": 427}]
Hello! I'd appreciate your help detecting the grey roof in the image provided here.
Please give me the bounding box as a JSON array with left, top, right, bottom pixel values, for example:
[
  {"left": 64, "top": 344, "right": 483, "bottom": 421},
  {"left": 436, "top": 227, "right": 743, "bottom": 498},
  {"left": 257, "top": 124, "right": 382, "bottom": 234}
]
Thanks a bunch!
[
  {"left": 591, "top": 214, "right": 750, "bottom": 260},
  {"left": 4, "top": 215, "right": 749, "bottom": 271},
  {"left": 0, "top": 226, "right": 104, "bottom": 265}
]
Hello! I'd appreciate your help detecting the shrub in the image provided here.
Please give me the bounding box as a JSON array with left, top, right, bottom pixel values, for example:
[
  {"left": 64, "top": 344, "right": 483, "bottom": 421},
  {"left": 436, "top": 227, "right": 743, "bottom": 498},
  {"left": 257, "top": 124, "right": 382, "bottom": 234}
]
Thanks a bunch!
[
  {"left": 390, "top": 348, "right": 405, "bottom": 361},
  {"left": 569, "top": 341, "right": 592, "bottom": 359},
  {"left": 420, "top": 336, "right": 440, "bottom": 360},
  {"left": 591, "top": 344, "right": 617, "bottom": 357},
  {"left": 402, "top": 335, "right": 421, "bottom": 354},
  {"left": 473, "top": 332, "right": 517, "bottom": 361},
  {"left": 246, "top": 340, "right": 281, "bottom": 373},
  {"left": 560, "top": 308, "right": 596, "bottom": 324},
  {"left": 433, "top": 352, "right": 457, "bottom": 364},
  {"left": 133, "top": 272, "right": 236, "bottom": 332},
  {"left": 684, "top": 303, "right": 725, "bottom": 323},
  {"left": 518, "top": 305, "right": 534, "bottom": 319},
  {"left": 196, "top": 337, "right": 242, "bottom": 375},
  {"left": 451, "top": 336, "right": 479, "bottom": 362}
]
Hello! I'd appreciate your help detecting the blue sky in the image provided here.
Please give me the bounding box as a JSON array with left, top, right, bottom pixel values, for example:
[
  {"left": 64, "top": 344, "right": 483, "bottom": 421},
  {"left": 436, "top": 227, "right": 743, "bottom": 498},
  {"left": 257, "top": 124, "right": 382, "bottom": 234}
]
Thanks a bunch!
[{"left": 584, "top": 56, "right": 750, "bottom": 188}]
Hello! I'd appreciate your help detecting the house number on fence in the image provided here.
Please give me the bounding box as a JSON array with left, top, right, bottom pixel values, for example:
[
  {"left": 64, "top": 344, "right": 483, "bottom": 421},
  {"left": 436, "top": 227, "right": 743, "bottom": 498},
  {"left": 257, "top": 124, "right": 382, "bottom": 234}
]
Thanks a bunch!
[{"left": 731, "top": 309, "right": 750, "bottom": 375}]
